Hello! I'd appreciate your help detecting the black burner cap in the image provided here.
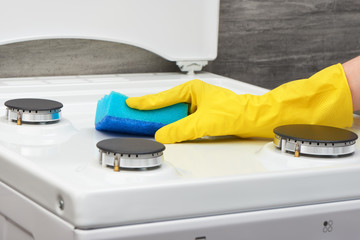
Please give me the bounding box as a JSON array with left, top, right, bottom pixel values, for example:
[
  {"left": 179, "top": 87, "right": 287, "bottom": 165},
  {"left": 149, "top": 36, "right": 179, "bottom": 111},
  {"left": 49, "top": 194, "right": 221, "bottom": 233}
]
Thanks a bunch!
[
  {"left": 274, "top": 124, "right": 358, "bottom": 143},
  {"left": 97, "top": 138, "right": 165, "bottom": 155},
  {"left": 5, "top": 98, "right": 63, "bottom": 111}
]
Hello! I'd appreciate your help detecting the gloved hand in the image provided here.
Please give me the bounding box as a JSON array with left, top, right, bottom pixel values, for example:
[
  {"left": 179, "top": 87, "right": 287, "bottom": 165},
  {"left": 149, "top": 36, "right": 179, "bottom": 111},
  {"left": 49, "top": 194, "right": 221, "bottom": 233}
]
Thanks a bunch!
[{"left": 126, "top": 64, "right": 353, "bottom": 143}]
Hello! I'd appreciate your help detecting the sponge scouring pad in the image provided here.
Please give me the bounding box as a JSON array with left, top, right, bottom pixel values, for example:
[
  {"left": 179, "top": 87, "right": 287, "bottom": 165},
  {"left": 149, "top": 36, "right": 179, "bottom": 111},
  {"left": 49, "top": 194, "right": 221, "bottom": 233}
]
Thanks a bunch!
[{"left": 95, "top": 91, "right": 188, "bottom": 136}]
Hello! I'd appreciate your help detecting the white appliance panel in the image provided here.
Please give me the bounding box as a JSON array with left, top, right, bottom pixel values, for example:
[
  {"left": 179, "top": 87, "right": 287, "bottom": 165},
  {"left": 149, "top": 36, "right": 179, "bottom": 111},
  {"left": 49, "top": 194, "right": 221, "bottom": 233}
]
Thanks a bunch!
[
  {"left": 3, "top": 178, "right": 360, "bottom": 240},
  {"left": 0, "top": 0, "right": 219, "bottom": 62}
]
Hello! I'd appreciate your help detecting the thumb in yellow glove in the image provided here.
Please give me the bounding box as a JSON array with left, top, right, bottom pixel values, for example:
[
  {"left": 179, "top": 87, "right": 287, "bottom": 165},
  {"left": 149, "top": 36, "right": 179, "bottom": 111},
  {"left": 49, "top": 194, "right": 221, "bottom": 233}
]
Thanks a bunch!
[{"left": 126, "top": 64, "right": 353, "bottom": 144}]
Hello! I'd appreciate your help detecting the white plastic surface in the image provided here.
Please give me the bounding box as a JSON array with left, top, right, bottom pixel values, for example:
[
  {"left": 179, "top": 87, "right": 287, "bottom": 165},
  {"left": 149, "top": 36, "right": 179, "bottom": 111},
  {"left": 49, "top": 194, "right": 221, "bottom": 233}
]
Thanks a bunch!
[
  {"left": 0, "top": 0, "right": 219, "bottom": 62},
  {"left": 1, "top": 73, "right": 360, "bottom": 230}
]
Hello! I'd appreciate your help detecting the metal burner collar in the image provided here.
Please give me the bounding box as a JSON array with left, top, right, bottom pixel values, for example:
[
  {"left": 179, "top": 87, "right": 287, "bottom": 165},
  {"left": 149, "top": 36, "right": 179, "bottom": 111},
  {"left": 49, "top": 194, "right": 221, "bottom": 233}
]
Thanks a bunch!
[
  {"left": 274, "top": 134, "right": 356, "bottom": 157},
  {"left": 99, "top": 150, "right": 163, "bottom": 171},
  {"left": 6, "top": 108, "right": 61, "bottom": 124}
]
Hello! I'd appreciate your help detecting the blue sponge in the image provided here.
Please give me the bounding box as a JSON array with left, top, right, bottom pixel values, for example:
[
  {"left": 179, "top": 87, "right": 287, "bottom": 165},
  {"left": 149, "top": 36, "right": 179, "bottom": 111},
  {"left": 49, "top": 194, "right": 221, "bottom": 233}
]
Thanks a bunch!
[{"left": 95, "top": 91, "right": 188, "bottom": 136}]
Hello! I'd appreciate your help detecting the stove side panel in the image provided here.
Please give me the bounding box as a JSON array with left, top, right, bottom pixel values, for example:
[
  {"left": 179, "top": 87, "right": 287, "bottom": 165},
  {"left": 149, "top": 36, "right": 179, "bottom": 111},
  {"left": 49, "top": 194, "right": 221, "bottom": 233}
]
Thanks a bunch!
[
  {"left": 74, "top": 199, "right": 360, "bottom": 240},
  {"left": 0, "top": 181, "right": 74, "bottom": 240}
]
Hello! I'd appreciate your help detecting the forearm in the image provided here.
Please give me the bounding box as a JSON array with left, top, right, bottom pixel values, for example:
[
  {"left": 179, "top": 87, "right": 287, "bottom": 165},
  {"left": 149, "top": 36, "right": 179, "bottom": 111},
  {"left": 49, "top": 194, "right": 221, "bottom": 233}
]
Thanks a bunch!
[{"left": 343, "top": 55, "right": 360, "bottom": 111}]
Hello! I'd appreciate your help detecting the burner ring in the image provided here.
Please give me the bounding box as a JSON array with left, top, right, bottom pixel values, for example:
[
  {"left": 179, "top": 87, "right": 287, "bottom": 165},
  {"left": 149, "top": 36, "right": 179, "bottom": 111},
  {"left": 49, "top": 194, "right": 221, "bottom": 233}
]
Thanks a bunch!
[
  {"left": 97, "top": 138, "right": 165, "bottom": 171},
  {"left": 5, "top": 98, "right": 63, "bottom": 124},
  {"left": 273, "top": 124, "right": 358, "bottom": 157}
]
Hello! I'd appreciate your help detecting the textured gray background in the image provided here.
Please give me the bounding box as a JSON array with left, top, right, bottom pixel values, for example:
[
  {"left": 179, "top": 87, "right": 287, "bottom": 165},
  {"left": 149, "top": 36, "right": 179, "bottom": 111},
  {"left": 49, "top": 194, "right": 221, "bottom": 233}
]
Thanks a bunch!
[{"left": 0, "top": 0, "right": 359, "bottom": 89}]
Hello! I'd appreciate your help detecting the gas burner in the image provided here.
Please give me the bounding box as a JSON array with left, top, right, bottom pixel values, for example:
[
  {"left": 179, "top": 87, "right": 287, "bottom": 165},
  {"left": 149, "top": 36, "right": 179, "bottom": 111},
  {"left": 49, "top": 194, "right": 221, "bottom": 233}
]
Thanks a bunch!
[
  {"left": 5, "top": 98, "right": 63, "bottom": 125},
  {"left": 273, "top": 124, "right": 358, "bottom": 157},
  {"left": 97, "top": 138, "right": 165, "bottom": 171}
]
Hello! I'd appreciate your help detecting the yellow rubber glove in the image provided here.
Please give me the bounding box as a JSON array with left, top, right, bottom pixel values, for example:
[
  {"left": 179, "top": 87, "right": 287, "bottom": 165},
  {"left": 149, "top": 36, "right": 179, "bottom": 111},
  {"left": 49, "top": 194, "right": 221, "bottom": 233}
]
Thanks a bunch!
[{"left": 126, "top": 64, "right": 353, "bottom": 143}]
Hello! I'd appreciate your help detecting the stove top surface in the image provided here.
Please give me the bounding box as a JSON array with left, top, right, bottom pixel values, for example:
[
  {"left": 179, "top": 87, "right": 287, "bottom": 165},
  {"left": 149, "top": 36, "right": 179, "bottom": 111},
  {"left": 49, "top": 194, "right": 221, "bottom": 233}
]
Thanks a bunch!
[{"left": 1, "top": 72, "right": 360, "bottom": 229}]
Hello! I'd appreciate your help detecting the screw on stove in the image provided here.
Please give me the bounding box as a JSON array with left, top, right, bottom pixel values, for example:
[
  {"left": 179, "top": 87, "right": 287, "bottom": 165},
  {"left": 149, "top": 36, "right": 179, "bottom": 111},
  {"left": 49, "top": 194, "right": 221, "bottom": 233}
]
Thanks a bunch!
[{"left": 57, "top": 196, "right": 65, "bottom": 211}]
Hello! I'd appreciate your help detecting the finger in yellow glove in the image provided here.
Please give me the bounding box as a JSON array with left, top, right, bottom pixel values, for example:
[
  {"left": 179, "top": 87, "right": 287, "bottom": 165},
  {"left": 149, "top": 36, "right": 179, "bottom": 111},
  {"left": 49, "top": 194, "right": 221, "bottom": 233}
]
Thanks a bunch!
[{"left": 126, "top": 64, "right": 353, "bottom": 144}]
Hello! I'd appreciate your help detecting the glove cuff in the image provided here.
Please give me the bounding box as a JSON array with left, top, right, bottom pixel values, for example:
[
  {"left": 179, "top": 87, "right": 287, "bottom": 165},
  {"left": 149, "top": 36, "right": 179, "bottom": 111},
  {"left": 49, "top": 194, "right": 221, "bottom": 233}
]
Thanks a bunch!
[{"left": 235, "top": 63, "right": 353, "bottom": 139}]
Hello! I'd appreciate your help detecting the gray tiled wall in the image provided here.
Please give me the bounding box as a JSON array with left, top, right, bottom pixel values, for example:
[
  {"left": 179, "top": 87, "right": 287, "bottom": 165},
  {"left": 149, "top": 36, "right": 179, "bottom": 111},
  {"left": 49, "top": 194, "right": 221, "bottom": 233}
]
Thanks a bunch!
[
  {"left": 0, "top": 0, "right": 359, "bottom": 89},
  {"left": 208, "top": 0, "right": 360, "bottom": 89}
]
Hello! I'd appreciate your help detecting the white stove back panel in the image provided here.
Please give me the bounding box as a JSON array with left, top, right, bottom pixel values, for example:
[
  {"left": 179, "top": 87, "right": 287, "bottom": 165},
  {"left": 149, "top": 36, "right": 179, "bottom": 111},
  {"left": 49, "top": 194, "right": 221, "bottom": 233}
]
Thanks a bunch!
[
  {"left": 0, "top": 73, "right": 360, "bottom": 229},
  {"left": 0, "top": 0, "right": 219, "bottom": 62}
]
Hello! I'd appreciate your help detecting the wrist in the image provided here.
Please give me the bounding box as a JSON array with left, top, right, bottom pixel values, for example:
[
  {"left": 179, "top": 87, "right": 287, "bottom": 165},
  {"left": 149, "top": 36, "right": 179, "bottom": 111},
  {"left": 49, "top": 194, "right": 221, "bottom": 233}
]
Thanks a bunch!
[{"left": 343, "top": 55, "right": 360, "bottom": 111}]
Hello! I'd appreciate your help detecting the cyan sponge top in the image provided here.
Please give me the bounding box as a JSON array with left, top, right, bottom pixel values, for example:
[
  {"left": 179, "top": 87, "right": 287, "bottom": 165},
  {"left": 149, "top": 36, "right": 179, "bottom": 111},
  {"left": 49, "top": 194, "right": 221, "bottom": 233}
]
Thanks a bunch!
[{"left": 95, "top": 91, "right": 188, "bottom": 136}]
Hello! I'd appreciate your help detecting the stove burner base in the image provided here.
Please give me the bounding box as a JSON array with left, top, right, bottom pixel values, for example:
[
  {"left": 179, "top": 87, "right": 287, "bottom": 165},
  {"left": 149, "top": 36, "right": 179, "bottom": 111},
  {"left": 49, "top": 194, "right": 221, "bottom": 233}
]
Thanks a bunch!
[
  {"left": 5, "top": 98, "right": 63, "bottom": 124},
  {"left": 97, "top": 138, "right": 165, "bottom": 171},
  {"left": 273, "top": 124, "right": 358, "bottom": 157}
]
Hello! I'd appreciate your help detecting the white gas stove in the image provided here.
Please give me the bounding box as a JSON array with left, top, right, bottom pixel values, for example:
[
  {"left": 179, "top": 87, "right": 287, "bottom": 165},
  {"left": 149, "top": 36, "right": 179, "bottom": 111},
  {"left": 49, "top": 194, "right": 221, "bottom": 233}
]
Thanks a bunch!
[{"left": 1, "top": 1, "right": 360, "bottom": 240}]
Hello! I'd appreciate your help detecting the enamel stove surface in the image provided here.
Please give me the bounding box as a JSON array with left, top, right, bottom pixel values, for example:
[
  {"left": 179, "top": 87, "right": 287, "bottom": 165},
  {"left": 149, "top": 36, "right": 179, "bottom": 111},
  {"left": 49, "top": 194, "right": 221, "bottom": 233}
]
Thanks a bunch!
[{"left": 1, "top": 74, "right": 360, "bottom": 240}]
